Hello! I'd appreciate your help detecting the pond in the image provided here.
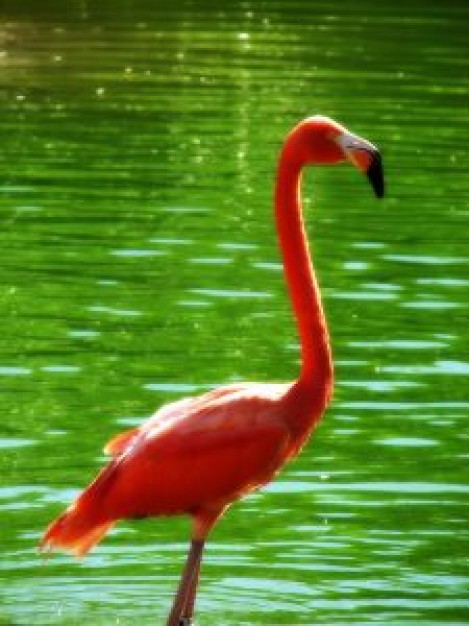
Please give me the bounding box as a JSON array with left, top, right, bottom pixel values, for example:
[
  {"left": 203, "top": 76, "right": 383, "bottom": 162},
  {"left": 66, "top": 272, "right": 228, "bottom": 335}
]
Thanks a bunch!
[{"left": 1, "top": 1, "right": 469, "bottom": 624}]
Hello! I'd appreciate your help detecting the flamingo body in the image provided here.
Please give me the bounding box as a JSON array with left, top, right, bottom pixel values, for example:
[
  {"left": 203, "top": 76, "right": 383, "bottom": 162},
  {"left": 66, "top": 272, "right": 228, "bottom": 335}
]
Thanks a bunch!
[
  {"left": 41, "top": 380, "right": 326, "bottom": 556},
  {"left": 40, "top": 115, "right": 384, "bottom": 625}
]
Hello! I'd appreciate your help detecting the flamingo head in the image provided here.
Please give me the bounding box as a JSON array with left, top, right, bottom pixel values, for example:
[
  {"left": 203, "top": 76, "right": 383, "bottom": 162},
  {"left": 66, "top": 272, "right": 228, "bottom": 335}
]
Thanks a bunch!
[{"left": 289, "top": 116, "right": 385, "bottom": 198}]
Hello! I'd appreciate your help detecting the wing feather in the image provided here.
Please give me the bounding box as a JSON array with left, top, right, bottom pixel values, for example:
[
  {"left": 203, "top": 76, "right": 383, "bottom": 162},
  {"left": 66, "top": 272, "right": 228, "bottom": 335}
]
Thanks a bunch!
[
  {"left": 97, "top": 383, "right": 292, "bottom": 518},
  {"left": 103, "top": 428, "right": 139, "bottom": 456}
]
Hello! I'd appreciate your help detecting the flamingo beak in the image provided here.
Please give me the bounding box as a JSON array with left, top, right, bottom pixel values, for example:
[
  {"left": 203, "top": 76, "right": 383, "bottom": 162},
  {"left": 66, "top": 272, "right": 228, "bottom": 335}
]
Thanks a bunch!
[
  {"left": 366, "top": 150, "right": 384, "bottom": 198},
  {"left": 337, "top": 132, "right": 385, "bottom": 198}
]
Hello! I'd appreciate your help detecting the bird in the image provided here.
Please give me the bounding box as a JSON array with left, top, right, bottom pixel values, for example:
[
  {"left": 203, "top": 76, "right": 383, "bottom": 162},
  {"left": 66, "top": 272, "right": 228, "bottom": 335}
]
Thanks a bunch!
[{"left": 40, "top": 115, "right": 384, "bottom": 626}]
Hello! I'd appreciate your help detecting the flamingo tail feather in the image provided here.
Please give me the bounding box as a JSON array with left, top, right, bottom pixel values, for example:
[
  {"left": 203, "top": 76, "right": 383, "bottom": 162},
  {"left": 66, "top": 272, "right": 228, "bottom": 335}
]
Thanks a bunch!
[{"left": 39, "top": 506, "right": 115, "bottom": 557}]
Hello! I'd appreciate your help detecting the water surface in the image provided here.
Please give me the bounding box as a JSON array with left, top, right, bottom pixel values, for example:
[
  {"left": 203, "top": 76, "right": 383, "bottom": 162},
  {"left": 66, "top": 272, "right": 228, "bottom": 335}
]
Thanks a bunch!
[{"left": 1, "top": 1, "right": 469, "bottom": 624}]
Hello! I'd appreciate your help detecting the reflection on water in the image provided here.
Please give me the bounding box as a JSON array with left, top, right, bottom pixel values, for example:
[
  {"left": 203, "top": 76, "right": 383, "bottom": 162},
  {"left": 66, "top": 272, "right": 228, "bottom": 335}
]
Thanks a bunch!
[{"left": 2, "top": 0, "right": 469, "bottom": 624}]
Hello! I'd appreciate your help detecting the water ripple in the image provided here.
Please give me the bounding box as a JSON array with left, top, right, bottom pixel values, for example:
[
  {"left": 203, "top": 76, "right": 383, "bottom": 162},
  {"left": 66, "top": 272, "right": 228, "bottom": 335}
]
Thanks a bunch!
[
  {"left": 110, "top": 248, "right": 166, "bottom": 257},
  {"left": 349, "top": 339, "right": 447, "bottom": 349},
  {"left": 88, "top": 305, "right": 143, "bottom": 317},
  {"left": 0, "top": 438, "right": 36, "bottom": 449},
  {"left": 266, "top": 481, "right": 469, "bottom": 495},
  {"left": 189, "top": 288, "right": 272, "bottom": 299},
  {"left": 384, "top": 254, "right": 469, "bottom": 266},
  {"left": 382, "top": 360, "right": 469, "bottom": 375},
  {"left": 375, "top": 437, "right": 438, "bottom": 447},
  {"left": 0, "top": 366, "right": 32, "bottom": 376}
]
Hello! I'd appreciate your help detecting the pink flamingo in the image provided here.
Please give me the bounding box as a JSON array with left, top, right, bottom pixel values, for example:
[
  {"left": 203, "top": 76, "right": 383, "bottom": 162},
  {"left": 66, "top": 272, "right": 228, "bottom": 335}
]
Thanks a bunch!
[{"left": 41, "top": 115, "right": 384, "bottom": 625}]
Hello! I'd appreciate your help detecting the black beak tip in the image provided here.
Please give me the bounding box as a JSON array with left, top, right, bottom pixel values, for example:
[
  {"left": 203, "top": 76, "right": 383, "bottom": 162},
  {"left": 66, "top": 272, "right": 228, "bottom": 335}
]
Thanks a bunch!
[{"left": 366, "top": 152, "right": 385, "bottom": 198}]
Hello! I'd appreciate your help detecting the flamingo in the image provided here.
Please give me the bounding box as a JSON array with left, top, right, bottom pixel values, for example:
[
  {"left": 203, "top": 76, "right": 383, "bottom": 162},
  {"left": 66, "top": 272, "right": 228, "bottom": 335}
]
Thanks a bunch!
[{"left": 40, "top": 115, "right": 384, "bottom": 625}]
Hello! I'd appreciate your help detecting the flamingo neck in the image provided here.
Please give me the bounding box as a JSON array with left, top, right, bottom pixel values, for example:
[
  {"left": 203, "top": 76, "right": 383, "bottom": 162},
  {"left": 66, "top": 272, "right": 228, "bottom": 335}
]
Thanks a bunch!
[{"left": 275, "top": 142, "right": 333, "bottom": 396}]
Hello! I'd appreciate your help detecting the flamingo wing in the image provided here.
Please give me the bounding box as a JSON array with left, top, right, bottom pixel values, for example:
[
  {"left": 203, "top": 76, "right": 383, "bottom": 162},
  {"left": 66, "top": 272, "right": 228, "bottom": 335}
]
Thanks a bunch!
[
  {"left": 104, "top": 428, "right": 139, "bottom": 456},
  {"left": 99, "top": 382, "right": 293, "bottom": 519},
  {"left": 41, "top": 383, "right": 293, "bottom": 556},
  {"left": 103, "top": 383, "right": 253, "bottom": 458}
]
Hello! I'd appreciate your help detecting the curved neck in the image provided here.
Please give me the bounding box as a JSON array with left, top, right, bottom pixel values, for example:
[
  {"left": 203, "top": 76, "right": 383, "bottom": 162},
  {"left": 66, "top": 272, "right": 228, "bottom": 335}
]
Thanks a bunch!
[{"left": 275, "top": 143, "right": 333, "bottom": 392}]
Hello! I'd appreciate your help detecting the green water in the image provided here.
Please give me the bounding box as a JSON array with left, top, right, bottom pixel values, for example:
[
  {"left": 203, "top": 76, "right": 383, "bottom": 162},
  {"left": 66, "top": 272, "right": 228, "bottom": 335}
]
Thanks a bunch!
[{"left": 1, "top": 1, "right": 469, "bottom": 624}]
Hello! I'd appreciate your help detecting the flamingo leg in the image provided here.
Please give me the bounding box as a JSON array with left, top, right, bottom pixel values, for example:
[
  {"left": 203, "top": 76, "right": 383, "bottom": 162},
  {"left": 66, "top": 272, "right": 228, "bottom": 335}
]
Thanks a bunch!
[
  {"left": 166, "top": 539, "right": 205, "bottom": 626},
  {"left": 179, "top": 556, "right": 201, "bottom": 622}
]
